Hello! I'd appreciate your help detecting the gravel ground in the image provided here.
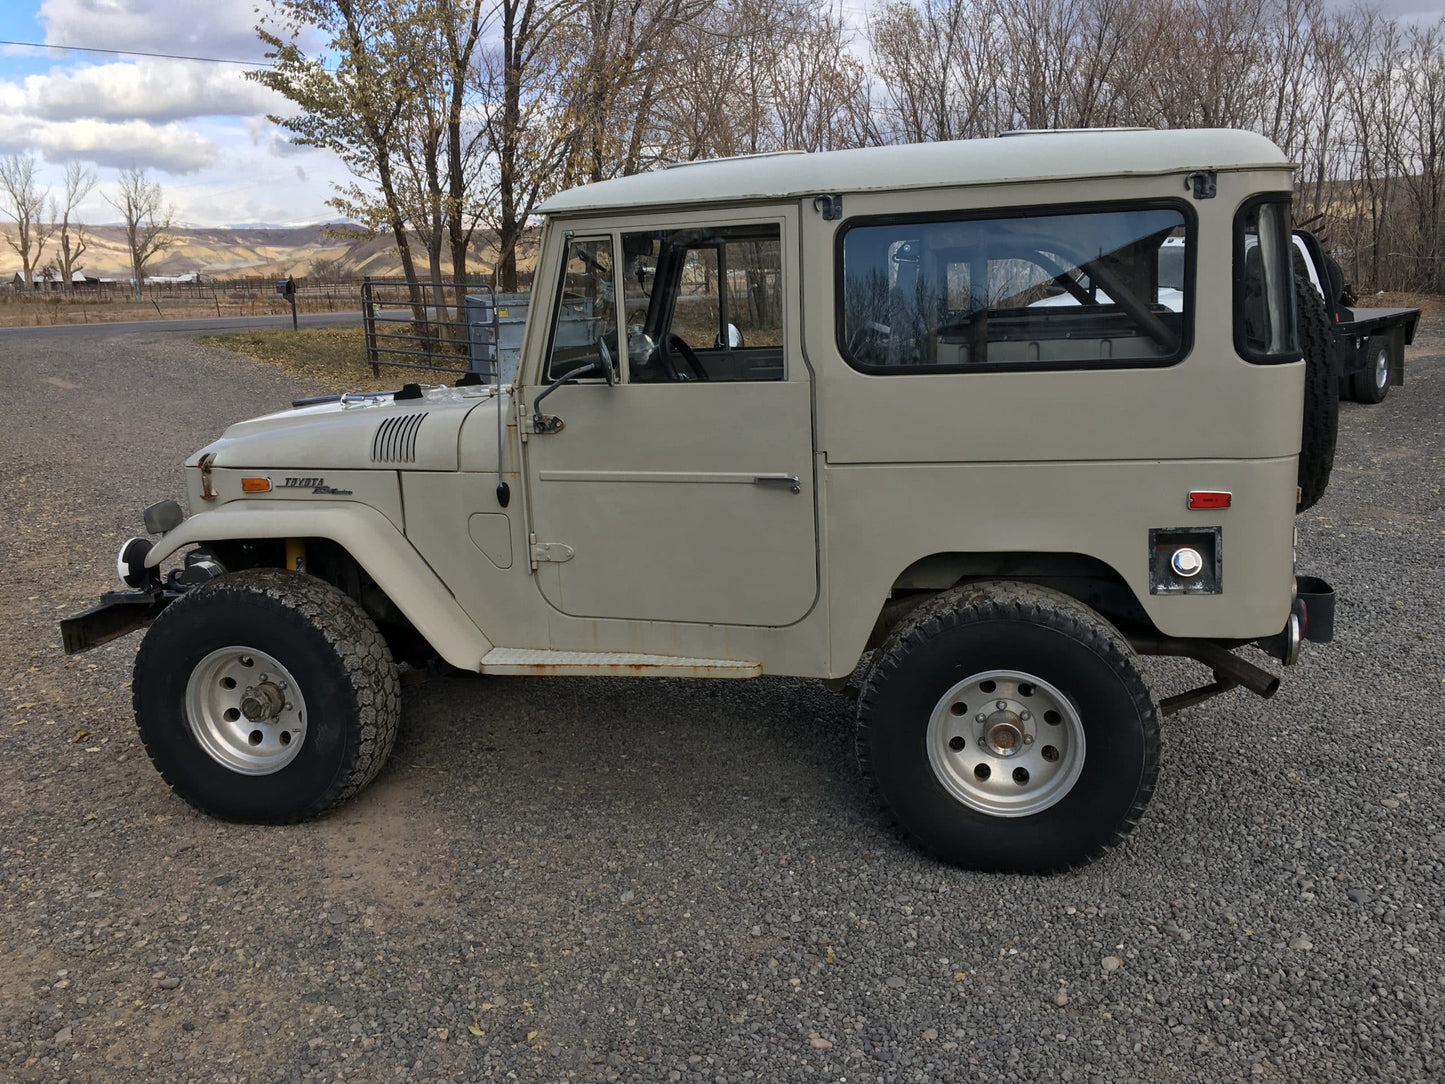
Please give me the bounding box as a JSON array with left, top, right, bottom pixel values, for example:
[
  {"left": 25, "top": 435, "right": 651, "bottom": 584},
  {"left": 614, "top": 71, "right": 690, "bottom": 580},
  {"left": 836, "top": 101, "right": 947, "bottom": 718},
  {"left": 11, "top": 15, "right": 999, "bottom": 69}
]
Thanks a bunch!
[{"left": 1, "top": 320, "right": 1441, "bottom": 1083}]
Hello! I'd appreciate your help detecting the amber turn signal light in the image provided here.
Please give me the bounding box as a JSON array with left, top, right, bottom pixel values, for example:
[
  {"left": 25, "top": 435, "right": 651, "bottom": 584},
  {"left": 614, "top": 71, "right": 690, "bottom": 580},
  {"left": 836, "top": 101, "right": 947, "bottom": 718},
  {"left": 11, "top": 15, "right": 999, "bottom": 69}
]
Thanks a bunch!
[{"left": 241, "top": 478, "right": 273, "bottom": 493}]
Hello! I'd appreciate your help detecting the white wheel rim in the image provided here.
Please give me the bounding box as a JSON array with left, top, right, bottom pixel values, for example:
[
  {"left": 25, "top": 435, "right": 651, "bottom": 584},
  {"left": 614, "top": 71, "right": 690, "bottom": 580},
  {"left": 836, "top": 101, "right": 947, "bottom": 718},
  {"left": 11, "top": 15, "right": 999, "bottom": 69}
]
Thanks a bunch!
[
  {"left": 1374, "top": 343, "right": 1389, "bottom": 390},
  {"left": 184, "top": 646, "right": 308, "bottom": 775},
  {"left": 925, "top": 669, "right": 1086, "bottom": 817}
]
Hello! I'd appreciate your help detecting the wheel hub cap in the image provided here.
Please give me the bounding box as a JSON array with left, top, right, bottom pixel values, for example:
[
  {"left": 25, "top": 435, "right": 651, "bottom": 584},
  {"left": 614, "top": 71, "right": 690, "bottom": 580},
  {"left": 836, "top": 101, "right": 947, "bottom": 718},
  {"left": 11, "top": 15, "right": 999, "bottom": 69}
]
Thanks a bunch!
[
  {"left": 184, "top": 647, "right": 308, "bottom": 775},
  {"left": 985, "top": 712, "right": 1025, "bottom": 756},
  {"left": 240, "top": 682, "right": 286, "bottom": 722},
  {"left": 926, "top": 669, "right": 1086, "bottom": 818}
]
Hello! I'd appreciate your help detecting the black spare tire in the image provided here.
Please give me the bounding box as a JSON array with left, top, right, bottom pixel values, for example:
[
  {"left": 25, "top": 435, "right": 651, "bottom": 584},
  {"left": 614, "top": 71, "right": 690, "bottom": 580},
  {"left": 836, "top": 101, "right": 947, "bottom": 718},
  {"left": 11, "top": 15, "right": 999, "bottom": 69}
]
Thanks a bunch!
[{"left": 1293, "top": 250, "right": 1337, "bottom": 513}]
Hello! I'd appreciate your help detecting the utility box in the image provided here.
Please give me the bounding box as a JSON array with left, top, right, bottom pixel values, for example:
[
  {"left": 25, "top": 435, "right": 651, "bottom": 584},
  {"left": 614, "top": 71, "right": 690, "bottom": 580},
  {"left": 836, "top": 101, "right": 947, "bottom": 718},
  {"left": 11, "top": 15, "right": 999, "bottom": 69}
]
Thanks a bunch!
[
  {"left": 466, "top": 292, "right": 601, "bottom": 383},
  {"left": 465, "top": 292, "right": 530, "bottom": 384}
]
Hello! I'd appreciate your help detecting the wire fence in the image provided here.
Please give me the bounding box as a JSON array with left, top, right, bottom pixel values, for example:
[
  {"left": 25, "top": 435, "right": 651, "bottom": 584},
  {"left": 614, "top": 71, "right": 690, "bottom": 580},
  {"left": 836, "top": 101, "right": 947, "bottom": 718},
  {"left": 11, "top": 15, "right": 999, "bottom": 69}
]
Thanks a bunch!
[
  {"left": 0, "top": 278, "right": 366, "bottom": 325},
  {"left": 361, "top": 279, "right": 496, "bottom": 377}
]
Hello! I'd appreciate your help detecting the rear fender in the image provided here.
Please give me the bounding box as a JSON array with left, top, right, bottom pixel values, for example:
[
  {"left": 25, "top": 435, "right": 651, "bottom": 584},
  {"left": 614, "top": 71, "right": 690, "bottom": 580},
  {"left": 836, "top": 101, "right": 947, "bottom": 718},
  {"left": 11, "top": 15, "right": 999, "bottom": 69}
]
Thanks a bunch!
[{"left": 144, "top": 500, "right": 493, "bottom": 670}]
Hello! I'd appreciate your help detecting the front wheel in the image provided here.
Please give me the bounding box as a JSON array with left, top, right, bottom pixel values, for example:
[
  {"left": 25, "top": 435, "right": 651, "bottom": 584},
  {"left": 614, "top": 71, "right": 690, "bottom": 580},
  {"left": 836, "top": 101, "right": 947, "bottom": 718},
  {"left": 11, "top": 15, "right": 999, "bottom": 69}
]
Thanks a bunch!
[
  {"left": 133, "top": 569, "right": 401, "bottom": 823},
  {"left": 856, "top": 582, "right": 1159, "bottom": 872}
]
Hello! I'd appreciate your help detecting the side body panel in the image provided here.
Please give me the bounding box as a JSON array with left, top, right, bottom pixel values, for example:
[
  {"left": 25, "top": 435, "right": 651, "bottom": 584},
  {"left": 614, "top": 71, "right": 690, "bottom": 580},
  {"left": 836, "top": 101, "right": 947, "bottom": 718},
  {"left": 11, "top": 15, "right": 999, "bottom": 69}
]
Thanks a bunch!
[{"left": 798, "top": 168, "right": 1303, "bottom": 671}]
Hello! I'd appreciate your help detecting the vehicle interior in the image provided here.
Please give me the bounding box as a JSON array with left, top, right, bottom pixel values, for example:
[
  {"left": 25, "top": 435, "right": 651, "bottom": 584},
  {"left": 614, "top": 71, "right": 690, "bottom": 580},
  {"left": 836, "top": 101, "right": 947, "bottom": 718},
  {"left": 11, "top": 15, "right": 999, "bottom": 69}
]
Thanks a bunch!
[
  {"left": 842, "top": 210, "right": 1188, "bottom": 370},
  {"left": 621, "top": 225, "right": 785, "bottom": 383}
]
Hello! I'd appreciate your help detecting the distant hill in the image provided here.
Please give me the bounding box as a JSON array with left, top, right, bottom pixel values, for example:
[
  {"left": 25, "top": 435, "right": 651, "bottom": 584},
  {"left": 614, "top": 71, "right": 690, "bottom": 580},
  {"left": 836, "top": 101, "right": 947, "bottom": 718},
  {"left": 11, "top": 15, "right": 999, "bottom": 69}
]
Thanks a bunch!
[{"left": 0, "top": 224, "right": 511, "bottom": 282}]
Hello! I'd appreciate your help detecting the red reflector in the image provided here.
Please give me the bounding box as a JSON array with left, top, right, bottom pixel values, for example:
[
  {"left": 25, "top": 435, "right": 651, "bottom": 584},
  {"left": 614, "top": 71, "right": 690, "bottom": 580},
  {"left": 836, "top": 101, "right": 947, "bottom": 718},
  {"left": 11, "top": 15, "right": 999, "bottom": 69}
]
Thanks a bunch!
[{"left": 1188, "top": 491, "right": 1232, "bottom": 510}]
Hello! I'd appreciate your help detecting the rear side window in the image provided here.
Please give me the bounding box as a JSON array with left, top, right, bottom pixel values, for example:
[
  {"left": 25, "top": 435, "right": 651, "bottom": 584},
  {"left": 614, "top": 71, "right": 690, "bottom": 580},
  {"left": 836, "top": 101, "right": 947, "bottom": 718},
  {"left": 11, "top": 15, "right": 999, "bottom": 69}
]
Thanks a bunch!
[
  {"left": 1234, "top": 197, "right": 1300, "bottom": 363},
  {"left": 838, "top": 204, "right": 1192, "bottom": 373}
]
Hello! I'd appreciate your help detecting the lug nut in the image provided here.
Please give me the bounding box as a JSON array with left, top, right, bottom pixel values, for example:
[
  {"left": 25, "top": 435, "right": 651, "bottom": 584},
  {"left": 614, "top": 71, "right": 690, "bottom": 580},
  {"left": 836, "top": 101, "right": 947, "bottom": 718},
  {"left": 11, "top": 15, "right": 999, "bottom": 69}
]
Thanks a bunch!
[
  {"left": 996, "top": 700, "right": 1007, "bottom": 710},
  {"left": 1023, "top": 734, "right": 1034, "bottom": 744},
  {"left": 975, "top": 713, "right": 986, "bottom": 723},
  {"left": 1020, "top": 710, "right": 1031, "bottom": 721}
]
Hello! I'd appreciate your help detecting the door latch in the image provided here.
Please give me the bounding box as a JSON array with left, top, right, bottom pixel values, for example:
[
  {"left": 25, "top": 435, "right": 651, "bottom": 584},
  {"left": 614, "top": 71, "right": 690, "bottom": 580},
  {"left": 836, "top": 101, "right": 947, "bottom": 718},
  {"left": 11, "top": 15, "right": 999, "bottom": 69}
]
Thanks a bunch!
[{"left": 754, "top": 474, "right": 801, "bottom": 494}]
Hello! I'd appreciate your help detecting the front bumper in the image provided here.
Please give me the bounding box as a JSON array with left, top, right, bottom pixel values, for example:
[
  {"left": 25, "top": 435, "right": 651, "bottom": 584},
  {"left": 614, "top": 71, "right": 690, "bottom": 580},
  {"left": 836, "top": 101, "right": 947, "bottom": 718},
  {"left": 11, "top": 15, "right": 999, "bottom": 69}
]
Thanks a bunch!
[{"left": 60, "top": 588, "right": 173, "bottom": 655}]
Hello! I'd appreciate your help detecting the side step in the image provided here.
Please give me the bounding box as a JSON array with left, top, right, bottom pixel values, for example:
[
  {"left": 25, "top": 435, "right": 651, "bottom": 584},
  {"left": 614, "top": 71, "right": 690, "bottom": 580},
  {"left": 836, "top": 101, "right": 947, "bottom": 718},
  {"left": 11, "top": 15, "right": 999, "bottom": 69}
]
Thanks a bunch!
[{"left": 478, "top": 648, "right": 761, "bottom": 678}]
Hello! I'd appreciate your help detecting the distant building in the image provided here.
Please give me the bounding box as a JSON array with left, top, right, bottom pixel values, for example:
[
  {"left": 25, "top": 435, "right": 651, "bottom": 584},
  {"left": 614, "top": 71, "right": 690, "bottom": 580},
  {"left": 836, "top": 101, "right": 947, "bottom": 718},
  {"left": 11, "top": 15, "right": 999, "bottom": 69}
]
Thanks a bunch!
[
  {"left": 144, "top": 272, "right": 212, "bottom": 286},
  {"left": 9, "top": 270, "right": 114, "bottom": 291}
]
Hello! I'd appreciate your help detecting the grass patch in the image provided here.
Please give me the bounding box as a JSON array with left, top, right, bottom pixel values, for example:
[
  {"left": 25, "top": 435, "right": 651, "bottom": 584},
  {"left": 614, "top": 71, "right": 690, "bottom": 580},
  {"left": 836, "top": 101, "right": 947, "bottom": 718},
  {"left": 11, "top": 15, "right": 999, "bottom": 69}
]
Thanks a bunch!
[{"left": 197, "top": 327, "right": 395, "bottom": 392}]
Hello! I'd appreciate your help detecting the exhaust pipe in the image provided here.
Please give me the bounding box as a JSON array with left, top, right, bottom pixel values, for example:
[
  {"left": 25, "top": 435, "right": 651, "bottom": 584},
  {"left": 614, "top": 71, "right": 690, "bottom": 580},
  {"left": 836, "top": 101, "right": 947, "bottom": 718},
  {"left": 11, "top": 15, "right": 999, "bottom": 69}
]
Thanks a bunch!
[{"left": 1131, "top": 635, "right": 1280, "bottom": 699}]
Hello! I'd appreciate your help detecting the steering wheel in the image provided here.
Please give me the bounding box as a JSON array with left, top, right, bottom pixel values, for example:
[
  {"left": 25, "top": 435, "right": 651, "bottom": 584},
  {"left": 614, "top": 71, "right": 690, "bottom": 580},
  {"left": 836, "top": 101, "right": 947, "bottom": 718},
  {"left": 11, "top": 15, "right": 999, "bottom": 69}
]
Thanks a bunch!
[{"left": 664, "top": 334, "right": 709, "bottom": 381}]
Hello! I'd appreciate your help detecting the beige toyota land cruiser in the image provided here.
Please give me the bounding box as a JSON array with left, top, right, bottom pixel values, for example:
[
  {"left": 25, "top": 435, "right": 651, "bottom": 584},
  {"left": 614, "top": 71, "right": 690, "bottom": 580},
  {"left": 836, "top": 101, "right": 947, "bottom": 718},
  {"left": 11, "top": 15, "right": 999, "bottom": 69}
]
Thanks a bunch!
[{"left": 63, "top": 128, "right": 1337, "bottom": 872}]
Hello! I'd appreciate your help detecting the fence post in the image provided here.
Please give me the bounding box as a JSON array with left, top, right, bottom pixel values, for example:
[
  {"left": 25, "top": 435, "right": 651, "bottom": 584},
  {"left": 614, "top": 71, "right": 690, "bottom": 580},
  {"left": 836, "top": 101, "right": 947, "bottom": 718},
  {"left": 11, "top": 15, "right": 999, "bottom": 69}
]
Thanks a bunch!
[{"left": 362, "top": 276, "right": 379, "bottom": 377}]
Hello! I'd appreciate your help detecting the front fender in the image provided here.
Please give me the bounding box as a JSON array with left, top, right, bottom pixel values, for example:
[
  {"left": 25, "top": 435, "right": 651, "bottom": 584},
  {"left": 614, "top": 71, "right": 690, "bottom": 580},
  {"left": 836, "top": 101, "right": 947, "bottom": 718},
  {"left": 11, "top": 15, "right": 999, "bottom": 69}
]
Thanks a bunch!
[{"left": 145, "top": 500, "right": 493, "bottom": 670}]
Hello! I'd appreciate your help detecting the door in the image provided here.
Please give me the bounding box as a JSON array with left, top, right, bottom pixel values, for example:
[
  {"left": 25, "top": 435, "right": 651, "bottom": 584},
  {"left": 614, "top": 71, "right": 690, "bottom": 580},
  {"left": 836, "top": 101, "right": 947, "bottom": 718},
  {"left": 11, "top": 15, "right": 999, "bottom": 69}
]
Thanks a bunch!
[{"left": 522, "top": 212, "right": 818, "bottom": 628}]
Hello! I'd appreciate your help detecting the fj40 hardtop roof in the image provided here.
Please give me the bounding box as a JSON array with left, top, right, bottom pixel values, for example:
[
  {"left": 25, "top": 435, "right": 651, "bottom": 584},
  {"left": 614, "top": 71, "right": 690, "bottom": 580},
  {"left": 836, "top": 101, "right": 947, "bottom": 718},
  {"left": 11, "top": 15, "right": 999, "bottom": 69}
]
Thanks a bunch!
[{"left": 537, "top": 128, "right": 1291, "bottom": 215}]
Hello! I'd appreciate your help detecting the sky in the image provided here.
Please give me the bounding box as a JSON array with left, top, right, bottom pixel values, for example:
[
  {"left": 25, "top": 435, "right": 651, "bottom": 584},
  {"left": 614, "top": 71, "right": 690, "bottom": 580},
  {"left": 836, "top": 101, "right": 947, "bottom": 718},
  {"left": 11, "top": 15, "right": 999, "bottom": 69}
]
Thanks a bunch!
[
  {"left": 2, "top": 0, "right": 1444, "bottom": 230},
  {"left": 0, "top": 0, "right": 353, "bottom": 227}
]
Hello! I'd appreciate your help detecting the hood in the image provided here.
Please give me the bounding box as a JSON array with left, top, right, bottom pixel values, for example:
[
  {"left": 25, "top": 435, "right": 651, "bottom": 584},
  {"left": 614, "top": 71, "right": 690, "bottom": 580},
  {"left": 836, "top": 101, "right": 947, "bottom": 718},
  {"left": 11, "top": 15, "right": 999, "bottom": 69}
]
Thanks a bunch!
[{"left": 189, "top": 384, "right": 502, "bottom": 472}]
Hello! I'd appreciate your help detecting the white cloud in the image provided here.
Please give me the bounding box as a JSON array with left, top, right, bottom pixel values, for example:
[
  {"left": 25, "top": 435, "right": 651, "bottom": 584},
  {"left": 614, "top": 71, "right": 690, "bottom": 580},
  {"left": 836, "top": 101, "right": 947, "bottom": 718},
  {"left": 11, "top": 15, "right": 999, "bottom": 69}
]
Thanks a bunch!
[
  {"left": 0, "top": 113, "right": 217, "bottom": 172},
  {"left": 38, "top": 0, "right": 276, "bottom": 62},
  {"left": 0, "top": 2, "right": 363, "bottom": 224},
  {"left": 20, "top": 59, "right": 285, "bottom": 123}
]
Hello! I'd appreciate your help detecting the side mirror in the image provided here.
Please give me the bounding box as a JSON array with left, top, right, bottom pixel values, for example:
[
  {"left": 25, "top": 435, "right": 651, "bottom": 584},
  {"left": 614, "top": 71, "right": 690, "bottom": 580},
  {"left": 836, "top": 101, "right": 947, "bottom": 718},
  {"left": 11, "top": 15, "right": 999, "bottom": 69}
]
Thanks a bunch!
[
  {"left": 595, "top": 336, "right": 616, "bottom": 385},
  {"left": 531, "top": 337, "right": 616, "bottom": 433}
]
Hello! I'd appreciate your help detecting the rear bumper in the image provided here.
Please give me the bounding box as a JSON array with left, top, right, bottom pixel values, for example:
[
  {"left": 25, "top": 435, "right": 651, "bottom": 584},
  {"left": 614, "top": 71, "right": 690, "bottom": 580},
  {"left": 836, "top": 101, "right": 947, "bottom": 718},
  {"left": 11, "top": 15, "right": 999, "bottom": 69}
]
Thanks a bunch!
[
  {"left": 1255, "top": 573, "right": 1334, "bottom": 664},
  {"left": 1296, "top": 575, "right": 1334, "bottom": 643}
]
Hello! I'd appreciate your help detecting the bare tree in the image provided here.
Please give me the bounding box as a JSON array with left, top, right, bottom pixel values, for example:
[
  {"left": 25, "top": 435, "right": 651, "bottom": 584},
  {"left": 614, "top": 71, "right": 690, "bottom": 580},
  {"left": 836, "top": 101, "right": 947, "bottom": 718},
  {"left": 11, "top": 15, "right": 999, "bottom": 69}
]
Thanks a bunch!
[
  {"left": 0, "top": 153, "right": 56, "bottom": 289},
  {"left": 106, "top": 168, "right": 175, "bottom": 300},
  {"left": 255, "top": 0, "right": 427, "bottom": 295},
  {"left": 1395, "top": 20, "right": 1445, "bottom": 292},
  {"left": 556, "top": 0, "right": 721, "bottom": 184},
  {"left": 57, "top": 162, "right": 97, "bottom": 290},
  {"left": 767, "top": 3, "right": 872, "bottom": 151},
  {"left": 475, "top": 0, "right": 576, "bottom": 291},
  {"left": 867, "top": 0, "right": 1006, "bottom": 143}
]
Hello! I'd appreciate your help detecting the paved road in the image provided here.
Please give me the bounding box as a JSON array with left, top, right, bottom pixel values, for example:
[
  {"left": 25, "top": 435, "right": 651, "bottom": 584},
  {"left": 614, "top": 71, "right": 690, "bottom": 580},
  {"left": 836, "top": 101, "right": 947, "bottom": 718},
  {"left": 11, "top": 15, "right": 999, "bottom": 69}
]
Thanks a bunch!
[{"left": 0, "top": 323, "right": 1442, "bottom": 1082}]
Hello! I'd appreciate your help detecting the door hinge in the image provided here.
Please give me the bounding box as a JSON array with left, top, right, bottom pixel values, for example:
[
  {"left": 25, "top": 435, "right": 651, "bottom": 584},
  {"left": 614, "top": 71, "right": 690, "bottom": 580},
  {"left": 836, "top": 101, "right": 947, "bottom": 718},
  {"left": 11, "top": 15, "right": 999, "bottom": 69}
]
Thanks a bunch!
[
  {"left": 812, "top": 193, "right": 843, "bottom": 220},
  {"left": 1185, "top": 171, "right": 1216, "bottom": 199},
  {"left": 529, "top": 533, "right": 574, "bottom": 570}
]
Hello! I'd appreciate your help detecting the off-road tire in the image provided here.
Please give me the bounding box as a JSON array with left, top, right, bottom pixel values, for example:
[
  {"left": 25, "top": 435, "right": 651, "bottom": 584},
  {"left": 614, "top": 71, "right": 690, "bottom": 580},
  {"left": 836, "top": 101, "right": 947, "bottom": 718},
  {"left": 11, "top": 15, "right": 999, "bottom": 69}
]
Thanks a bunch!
[
  {"left": 1294, "top": 251, "right": 1337, "bottom": 512},
  {"left": 856, "top": 582, "right": 1160, "bottom": 873},
  {"left": 1350, "top": 334, "right": 1391, "bottom": 405},
  {"left": 133, "top": 569, "right": 401, "bottom": 823}
]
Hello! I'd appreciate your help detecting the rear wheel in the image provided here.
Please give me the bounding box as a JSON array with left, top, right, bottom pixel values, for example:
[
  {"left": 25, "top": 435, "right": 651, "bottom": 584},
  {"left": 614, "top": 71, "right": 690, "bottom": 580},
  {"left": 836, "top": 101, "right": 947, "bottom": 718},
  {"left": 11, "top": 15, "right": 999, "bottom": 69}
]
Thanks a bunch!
[
  {"left": 856, "top": 582, "right": 1159, "bottom": 872},
  {"left": 1350, "top": 335, "right": 1391, "bottom": 404},
  {"left": 133, "top": 569, "right": 400, "bottom": 823}
]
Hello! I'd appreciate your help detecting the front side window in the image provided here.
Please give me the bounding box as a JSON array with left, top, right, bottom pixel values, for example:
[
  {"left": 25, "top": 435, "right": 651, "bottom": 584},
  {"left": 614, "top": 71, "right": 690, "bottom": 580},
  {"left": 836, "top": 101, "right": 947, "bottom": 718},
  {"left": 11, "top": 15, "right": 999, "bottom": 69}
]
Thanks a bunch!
[
  {"left": 620, "top": 224, "right": 784, "bottom": 383},
  {"left": 839, "top": 205, "right": 1192, "bottom": 372},
  {"left": 546, "top": 237, "right": 618, "bottom": 381},
  {"left": 1234, "top": 197, "right": 1299, "bottom": 363}
]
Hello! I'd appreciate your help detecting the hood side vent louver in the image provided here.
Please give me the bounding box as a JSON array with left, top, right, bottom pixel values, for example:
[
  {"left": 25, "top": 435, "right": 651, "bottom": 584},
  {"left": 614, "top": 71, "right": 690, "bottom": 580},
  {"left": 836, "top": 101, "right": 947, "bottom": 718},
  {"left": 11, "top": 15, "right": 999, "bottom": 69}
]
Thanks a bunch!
[{"left": 372, "top": 411, "right": 429, "bottom": 463}]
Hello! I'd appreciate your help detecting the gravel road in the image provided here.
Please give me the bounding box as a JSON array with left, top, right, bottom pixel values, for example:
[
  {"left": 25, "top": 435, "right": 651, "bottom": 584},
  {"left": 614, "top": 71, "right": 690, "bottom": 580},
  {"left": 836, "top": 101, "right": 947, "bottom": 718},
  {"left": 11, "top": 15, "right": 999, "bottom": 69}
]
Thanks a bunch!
[{"left": 1, "top": 321, "right": 1441, "bottom": 1083}]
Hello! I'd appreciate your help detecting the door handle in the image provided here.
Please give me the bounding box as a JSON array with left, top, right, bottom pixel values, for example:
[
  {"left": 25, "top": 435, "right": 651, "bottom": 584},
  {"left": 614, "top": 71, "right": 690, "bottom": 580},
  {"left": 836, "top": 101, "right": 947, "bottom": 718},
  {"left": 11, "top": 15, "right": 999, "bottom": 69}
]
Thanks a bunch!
[{"left": 754, "top": 474, "right": 801, "bottom": 494}]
